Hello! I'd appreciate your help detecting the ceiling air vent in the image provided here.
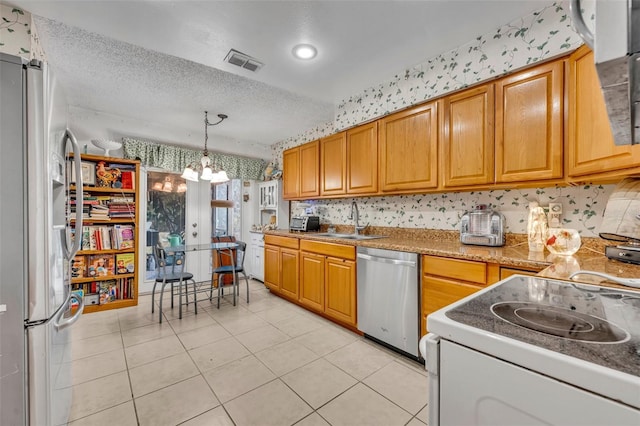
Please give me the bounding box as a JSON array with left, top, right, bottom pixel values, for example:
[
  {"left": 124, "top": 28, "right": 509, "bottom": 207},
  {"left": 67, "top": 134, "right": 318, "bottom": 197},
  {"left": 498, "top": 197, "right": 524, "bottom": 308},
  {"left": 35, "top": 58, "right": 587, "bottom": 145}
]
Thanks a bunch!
[{"left": 224, "top": 49, "right": 264, "bottom": 72}]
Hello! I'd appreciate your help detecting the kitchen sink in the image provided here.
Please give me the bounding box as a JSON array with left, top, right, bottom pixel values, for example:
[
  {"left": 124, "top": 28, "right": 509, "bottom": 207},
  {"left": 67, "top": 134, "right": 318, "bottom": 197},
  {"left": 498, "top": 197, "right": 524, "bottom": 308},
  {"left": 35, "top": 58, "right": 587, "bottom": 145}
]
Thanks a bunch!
[{"left": 313, "top": 233, "right": 387, "bottom": 240}]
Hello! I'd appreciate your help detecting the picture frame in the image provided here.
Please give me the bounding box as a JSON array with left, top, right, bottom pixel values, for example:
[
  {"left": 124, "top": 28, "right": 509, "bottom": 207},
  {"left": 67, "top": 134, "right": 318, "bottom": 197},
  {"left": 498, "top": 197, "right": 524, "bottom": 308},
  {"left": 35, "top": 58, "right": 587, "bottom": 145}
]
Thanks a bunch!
[{"left": 80, "top": 161, "right": 96, "bottom": 186}]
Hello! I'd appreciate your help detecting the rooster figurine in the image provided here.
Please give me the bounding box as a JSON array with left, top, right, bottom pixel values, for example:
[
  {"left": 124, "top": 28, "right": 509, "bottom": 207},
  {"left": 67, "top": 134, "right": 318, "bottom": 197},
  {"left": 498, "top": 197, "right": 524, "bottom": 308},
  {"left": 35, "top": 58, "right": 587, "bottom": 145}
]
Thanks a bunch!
[{"left": 96, "top": 161, "right": 121, "bottom": 187}]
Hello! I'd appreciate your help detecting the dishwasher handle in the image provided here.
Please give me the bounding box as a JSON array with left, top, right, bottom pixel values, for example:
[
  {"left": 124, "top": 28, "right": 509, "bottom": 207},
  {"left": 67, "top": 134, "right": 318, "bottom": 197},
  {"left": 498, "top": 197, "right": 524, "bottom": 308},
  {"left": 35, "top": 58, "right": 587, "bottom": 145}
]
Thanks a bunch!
[{"left": 357, "top": 252, "right": 416, "bottom": 267}]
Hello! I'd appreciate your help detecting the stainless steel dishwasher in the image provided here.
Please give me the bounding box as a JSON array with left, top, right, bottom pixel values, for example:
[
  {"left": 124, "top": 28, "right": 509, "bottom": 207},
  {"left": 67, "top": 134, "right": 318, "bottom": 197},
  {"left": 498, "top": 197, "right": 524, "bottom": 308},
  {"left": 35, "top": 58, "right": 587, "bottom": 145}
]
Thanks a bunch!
[{"left": 357, "top": 246, "right": 420, "bottom": 359}]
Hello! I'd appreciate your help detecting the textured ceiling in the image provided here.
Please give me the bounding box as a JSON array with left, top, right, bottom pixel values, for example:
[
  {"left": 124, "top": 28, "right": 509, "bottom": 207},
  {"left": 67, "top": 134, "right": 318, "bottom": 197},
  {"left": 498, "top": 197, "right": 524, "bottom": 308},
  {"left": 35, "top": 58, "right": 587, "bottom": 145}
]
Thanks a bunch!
[{"left": 10, "top": 0, "right": 554, "bottom": 158}]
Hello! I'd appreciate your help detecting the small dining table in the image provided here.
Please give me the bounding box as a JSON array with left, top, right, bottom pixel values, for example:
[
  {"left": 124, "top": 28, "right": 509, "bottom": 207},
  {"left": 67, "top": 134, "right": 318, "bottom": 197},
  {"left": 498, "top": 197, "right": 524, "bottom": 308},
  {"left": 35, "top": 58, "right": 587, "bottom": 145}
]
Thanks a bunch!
[{"left": 165, "top": 241, "right": 239, "bottom": 318}]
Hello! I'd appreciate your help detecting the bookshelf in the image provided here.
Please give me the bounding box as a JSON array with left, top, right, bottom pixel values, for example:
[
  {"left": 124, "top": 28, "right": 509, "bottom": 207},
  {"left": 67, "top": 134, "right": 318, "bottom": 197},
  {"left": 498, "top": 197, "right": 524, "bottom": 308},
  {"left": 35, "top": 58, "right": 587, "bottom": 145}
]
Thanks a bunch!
[{"left": 69, "top": 153, "right": 140, "bottom": 313}]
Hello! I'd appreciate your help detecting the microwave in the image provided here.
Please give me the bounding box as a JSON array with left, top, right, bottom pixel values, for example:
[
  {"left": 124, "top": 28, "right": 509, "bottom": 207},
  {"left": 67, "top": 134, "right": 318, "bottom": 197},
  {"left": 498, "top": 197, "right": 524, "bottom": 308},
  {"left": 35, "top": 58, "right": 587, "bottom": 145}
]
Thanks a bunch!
[{"left": 290, "top": 216, "right": 320, "bottom": 232}]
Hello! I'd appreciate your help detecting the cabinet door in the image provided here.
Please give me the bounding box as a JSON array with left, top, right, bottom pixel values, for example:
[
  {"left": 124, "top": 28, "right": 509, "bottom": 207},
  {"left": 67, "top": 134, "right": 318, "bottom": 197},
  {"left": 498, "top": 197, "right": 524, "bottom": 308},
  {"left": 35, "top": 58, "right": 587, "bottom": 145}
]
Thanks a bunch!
[
  {"left": 422, "top": 276, "right": 483, "bottom": 336},
  {"left": 320, "top": 132, "right": 347, "bottom": 196},
  {"left": 283, "top": 148, "right": 300, "bottom": 199},
  {"left": 299, "top": 251, "right": 325, "bottom": 312},
  {"left": 499, "top": 267, "right": 538, "bottom": 280},
  {"left": 346, "top": 122, "right": 378, "bottom": 194},
  {"left": 495, "top": 61, "right": 563, "bottom": 183},
  {"left": 442, "top": 85, "right": 495, "bottom": 187},
  {"left": 299, "top": 140, "right": 320, "bottom": 198},
  {"left": 324, "top": 257, "right": 357, "bottom": 326},
  {"left": 379, "top": 102, "right": 439, "bottom": 192},
  {"left": 264, "top": 245, "right": 280, "bottom": 292},
  {"left": 567, "top": 46, "right": 640, "bottom": 178},
  {"left": 280, "top": 247, "right": 300, "bottom": 300}
]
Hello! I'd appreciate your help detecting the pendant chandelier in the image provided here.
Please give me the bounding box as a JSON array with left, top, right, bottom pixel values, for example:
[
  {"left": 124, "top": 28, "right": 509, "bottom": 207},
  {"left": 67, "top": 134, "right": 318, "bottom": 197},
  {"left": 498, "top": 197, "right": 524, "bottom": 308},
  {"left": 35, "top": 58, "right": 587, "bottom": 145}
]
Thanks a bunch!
[{"left": 181, "top": 111, "right": 229, "bottom": 183}]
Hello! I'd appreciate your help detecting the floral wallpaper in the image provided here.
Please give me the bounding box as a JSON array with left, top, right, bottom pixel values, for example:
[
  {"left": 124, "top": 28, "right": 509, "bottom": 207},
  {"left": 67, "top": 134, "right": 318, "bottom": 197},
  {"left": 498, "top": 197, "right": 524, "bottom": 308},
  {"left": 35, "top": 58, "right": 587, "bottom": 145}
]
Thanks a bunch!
[
  {"left": 292, "top": 185, "right": 615, "bottom": 238},
  {"left": 0, "top": 5, "right": 46, "bottom": 61},
  {"left": 0, "top": 4, "right": 31, "bottom": 57},
  {"left": 334, "top": 2, "right": 585, "bottom": 128},
  {"left": 275, "top": 1, "right": 612, "bottom": 237}
]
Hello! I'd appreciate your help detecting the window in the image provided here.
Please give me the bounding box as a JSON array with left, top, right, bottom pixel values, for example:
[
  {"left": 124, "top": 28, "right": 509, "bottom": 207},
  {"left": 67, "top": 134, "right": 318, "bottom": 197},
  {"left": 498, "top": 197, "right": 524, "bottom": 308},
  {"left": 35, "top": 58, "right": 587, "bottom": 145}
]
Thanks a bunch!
[{"left": 211, "top": 180, "right": 241, "bottom": 240}]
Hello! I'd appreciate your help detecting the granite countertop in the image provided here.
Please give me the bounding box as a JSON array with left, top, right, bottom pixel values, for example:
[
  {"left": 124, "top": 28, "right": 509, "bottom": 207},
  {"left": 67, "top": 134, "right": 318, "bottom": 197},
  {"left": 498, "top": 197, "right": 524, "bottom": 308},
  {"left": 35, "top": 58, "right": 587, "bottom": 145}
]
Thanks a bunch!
[{"left": 264, "top": 227, "right": 640, "bottom": 287}]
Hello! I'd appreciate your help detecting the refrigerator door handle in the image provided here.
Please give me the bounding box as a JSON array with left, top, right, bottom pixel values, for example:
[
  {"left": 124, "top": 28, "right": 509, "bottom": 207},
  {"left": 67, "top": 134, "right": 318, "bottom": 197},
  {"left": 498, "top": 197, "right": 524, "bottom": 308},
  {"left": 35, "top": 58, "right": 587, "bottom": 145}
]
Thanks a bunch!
[
  {"left": 53, "top": 292, "right": 84, "bottom": 331},
  {"left": 64, "top": 129, "right": 83, "bottom": 260}
]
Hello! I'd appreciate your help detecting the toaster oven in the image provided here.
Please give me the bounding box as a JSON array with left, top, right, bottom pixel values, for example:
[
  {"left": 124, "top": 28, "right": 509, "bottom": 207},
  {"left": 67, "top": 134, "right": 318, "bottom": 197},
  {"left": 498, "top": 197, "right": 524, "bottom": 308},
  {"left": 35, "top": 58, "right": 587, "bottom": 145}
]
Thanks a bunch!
[{"left": 290, "top": 216, "right": 320, "bottom": 232}]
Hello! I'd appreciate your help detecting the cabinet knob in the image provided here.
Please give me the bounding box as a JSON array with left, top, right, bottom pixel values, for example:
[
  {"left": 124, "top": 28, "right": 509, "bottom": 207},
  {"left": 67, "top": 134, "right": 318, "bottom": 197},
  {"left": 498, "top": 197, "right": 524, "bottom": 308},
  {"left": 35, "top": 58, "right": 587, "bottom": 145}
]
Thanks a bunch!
[
  {"left": 192, "top": 231, "right": 198, "bottom": 237},
  {"left": 192, "top": 223, "right": 197, "bottom": 228}
]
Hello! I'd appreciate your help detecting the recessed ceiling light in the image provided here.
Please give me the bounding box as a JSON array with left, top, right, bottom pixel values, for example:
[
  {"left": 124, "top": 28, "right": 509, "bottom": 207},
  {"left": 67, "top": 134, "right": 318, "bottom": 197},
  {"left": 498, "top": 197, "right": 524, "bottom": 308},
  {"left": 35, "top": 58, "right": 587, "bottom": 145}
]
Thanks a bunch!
[{"left": 292, "top": 44, "right": 317, "bottom": 60}]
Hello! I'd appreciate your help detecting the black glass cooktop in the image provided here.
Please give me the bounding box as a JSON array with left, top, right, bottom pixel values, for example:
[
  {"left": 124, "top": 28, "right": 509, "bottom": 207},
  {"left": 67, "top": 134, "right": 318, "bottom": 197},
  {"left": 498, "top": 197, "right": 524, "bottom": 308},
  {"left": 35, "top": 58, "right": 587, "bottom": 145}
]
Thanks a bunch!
[{"left": 445, "top": 276, "right": 640, "bottom": 378}]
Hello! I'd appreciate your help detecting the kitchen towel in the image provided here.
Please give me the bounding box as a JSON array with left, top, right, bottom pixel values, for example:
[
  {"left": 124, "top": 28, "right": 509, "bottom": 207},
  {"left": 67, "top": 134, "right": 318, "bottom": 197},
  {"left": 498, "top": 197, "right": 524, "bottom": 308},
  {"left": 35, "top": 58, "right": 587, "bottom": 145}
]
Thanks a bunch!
[{"left": 599, "top": 177, "right": 640, "bottom": 242}]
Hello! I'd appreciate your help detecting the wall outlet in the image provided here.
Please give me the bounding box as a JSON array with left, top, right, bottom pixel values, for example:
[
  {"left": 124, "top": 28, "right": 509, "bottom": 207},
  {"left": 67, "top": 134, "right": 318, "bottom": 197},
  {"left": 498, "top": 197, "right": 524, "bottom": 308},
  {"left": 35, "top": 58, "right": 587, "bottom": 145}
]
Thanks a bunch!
[{"left": 548, "top": 202, "right": 562, "bottom": 228}]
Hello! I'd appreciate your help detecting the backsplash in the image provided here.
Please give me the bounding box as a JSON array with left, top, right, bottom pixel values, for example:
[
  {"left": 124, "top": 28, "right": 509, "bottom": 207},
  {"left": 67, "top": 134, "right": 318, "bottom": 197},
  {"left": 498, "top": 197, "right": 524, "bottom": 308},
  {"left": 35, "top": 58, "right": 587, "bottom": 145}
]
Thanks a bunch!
[{"left": 291, "top": 184, "right": 615, "bottom": 238}]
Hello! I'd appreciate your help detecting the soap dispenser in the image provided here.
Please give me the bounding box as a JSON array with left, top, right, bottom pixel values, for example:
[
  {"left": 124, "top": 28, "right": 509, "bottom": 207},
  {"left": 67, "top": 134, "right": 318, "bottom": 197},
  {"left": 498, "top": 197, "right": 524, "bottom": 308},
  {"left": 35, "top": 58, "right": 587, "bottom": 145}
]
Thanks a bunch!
[{"left": 527, "top": 201, "right": 548, "bottom": 252}]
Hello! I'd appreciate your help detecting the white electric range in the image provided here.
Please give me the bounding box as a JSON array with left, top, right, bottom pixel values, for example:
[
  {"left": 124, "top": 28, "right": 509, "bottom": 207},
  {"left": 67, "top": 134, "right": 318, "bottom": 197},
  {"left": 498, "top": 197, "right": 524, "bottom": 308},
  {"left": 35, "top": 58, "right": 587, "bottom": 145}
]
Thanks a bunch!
[{"left": 421, "top": 275, "right": 640, "bottom": 426}]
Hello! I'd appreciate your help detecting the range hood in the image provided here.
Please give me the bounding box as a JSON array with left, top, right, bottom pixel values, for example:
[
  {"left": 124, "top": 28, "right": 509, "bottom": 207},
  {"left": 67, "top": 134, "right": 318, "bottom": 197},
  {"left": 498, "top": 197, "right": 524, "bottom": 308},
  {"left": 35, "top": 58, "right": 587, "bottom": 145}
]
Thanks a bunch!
[{"left": 570, "top": 0, "right": 640, "bottom": 145}]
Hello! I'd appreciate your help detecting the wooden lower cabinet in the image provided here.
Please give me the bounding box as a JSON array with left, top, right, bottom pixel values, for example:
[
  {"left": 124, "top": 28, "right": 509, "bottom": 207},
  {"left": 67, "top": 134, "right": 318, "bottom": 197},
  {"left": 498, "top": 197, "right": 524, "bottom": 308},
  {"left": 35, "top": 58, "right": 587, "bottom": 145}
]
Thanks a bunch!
[
  {"left": 264, "top": 236, "right": 300, "bottom": 300},
  {"left": 422, "top": 255, "right": 493, "bottom": 336},
  {"left": 264, "top": 244, "right": 280, "bottom": 291},
  {"left": 299, "top": 251, "right": 325, "bottom": 312},
  {"left": 324, "top": 257, "right": 357, "bottom": 326},
  {"left": 422, "top": 276, "right": 483, "bottom": 335},
  {"left": 265, "top": 236, "right": 357, "bottom": 328},
  {"left": 280, "top": 248, "right": 300, "bottom": 300},
  {"left": 299, "top": 240, "right": 357, "bottom": 328}
]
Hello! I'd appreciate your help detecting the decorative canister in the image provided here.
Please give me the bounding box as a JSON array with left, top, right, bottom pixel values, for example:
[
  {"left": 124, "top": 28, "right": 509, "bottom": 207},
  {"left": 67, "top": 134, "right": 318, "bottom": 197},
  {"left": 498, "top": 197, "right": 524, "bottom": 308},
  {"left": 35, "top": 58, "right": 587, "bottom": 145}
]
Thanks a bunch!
[{"left": 546, "top": 228, "right": 582, "bottom": 256}]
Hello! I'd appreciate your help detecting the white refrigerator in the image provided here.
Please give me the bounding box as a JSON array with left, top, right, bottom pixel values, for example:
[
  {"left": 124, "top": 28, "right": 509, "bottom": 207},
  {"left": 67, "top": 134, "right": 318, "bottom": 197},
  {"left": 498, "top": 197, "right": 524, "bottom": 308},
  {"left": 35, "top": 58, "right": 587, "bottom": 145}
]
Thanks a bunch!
[{"left": 0, "top": 53, "right": 85, "bottom": 425}]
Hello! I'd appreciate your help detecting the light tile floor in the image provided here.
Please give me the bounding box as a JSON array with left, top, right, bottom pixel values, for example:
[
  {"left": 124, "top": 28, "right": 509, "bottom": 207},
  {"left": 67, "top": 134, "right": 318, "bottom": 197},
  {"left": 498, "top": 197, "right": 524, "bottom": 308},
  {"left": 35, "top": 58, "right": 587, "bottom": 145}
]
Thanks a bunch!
[{"left": 62, "top": 280, "right": 429, "bottom": 426}]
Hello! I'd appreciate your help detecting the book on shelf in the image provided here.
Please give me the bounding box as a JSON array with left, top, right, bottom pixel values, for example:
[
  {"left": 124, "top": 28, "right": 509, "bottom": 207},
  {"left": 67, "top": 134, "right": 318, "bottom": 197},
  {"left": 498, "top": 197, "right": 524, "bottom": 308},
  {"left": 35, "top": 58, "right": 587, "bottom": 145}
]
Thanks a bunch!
[
  {"left": 120, "top": 171, "right": 135, "bottom": 190},
  {"left": 71, "top": 255, "right": 86, "bottom": 278},
  {"left": 116, "top": 253, "right": 135, "bottom": 274},
  {"left": 87, "top": 254, "right": 115, "bottom": 277},
  {"left": 114, "top": 225, "right": 135, "bottom": 249},
  {"left": 99, "top": 280, "right": 117, "bottom": 304}
]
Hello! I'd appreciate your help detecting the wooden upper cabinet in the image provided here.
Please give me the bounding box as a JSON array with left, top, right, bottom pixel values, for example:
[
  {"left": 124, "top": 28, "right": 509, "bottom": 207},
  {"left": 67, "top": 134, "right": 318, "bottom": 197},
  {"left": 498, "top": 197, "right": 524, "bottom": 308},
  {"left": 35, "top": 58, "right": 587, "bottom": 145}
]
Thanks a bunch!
[
  {"left": 567, "top": 45, "right": 640, "bottom": 178},
  {"left": 442, "top": 84, "right": 495, "bottom": 188},
  {"left": 320, "top": 132, "right": 347, "bottom": 196},
  {"left": 379, "top": 102, "right": 439, "bottom": 192},
  {"left": 283, "top": 140, "right": 319, "bottom": 200},
  {"left": 495, "top": 60, "right": 563, "bottom": 183},
  {"left": 282, "top": 147, "right": 300, "bottom": 199},
  {"left": 299, "top": 140, "right": 320, "bottom": 198},
  {"left": 346, "top": 122, "right": 378, "bottom": 194}
]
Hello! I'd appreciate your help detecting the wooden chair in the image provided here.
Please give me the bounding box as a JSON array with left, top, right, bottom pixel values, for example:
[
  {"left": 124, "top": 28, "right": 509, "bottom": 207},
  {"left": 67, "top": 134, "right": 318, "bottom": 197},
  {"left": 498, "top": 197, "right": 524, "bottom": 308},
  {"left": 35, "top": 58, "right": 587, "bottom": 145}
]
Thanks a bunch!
[{"left": 211, "top": 240, "right": 250, "bottom": 308}]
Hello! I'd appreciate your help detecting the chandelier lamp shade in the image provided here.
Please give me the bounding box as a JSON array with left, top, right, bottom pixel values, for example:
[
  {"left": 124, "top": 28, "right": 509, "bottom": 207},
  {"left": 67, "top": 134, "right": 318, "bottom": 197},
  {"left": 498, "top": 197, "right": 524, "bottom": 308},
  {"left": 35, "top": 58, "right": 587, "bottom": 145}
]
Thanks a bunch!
[{"left": 181, "top": 111, "right": 229, "bottom": 183}]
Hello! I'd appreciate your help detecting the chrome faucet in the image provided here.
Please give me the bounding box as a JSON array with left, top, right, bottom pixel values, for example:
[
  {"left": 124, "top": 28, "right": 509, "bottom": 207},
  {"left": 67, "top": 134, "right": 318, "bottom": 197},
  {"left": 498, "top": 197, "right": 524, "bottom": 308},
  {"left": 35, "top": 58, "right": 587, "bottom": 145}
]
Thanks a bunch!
[{"left": 348, "top": 201, "right": 369, "bottom": 234}]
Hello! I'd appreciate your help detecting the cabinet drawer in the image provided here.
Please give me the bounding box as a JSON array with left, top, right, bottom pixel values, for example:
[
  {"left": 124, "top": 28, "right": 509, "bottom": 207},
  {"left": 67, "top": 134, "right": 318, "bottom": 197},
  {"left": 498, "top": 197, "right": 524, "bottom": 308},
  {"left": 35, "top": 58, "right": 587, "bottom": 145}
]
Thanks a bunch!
[
  {"left": 264, "top": 235, "right": 299, "bottom": 249},
  {"left": 423, "top": 255, "right": 487, "bottom": 284},
  {"left": 499, "top": 267, "right": 539, "bottom": 280},
  {"left": 300, "top": 240, "right": 356, "bottom": 260}
]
